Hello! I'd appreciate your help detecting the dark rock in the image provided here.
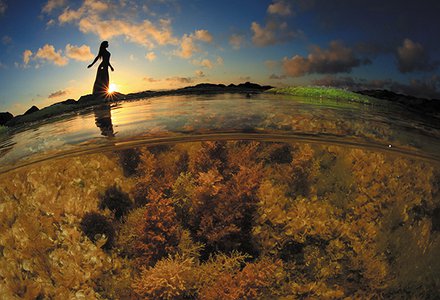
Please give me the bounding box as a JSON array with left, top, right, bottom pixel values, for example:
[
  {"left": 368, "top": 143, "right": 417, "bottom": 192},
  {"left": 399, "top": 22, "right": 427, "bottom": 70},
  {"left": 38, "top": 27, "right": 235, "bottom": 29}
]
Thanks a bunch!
[
  {"left": 59, "top": 99, "right": 77, "bottom": 105},
  {"left": 0, "top": 112, "right": 13, "bottom": 126},
  {"left": 356, "top": 89, "right": 440, "bottom": 114},
  {"left": 24, "top": 105, "right": 39, "bottom": 115},
  {"left": 80, "top": 212, "right": 115, "bottom": 250},
  {"left": 237, "top": 81, "right": 272, "bottom": 90},
  {"left": 99, "top": 185, "right": 132, "bottom": 219},
  {"left": 78, "top": 94, "right": 99, "bottom": 103}
]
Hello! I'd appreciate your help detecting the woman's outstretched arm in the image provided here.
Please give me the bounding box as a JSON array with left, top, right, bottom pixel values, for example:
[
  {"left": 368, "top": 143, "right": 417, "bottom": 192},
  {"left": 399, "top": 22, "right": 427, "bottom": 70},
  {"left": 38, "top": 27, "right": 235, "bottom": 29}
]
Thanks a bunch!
[{"left": 87, "top": 56, "right": 100, "bottom": 68}]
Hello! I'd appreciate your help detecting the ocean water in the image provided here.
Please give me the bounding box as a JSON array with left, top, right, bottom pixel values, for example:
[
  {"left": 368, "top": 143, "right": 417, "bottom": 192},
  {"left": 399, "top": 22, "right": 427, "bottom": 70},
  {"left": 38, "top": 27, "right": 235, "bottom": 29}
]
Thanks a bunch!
[{"left": 0, "top": 93, "right": 439, "bottom": 299}]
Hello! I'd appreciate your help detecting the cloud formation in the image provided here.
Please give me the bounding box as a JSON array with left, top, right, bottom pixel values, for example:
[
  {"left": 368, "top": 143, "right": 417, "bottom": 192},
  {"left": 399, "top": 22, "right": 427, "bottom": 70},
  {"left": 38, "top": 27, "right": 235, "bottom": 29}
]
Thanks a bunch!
[
  {"left": 192, "top": 58, "right": 213, "bottom": 69},
  {"left": 194, "top": 30, "right": 213, "bottom": 43},
  {"left": 195, "top": 70, "right": 205, "bottom": 77},
  {"left": 229, "top": 34, "right": 244, "bottom": 50},
  {"left": 48, "top": 89, "right": 68, "bottom": 98},
  {"left": 269, "top": 73, "right": 287, "bottom": 80},
  {"left": 282, "top": 41, "right": 368, "bottom": 77},
  {"left": 251, "top": 21, "right": 297, "bottom": 47},
  {"left": 267, "top": 1, "right": 292, "bottom": 16},
  {"left": 396, "top": 38, "right": 438, "bottom": 73},
  {"left": 65, "top": 44, "right": 93, "bottom": 61},
  {"left": 165, "top": 76, "right": 194, "bottom": 84},
  {"left": 23, "top": 50, "right": 33, "bottom": 66},
  {"left": 57, "top": 1, "right": 177, "bottom": 49},
  {"left": 143, "top": 76, "right": 160, "bottom": 83},
  {"left": 177, "top": 30, "right": 213, "bottom": 58},
  {"left": 79, "top": 17, "right": 177, "bottom": 49},
  {"left": 35, "top": 44, "right": 69, "bottom": 66},
  {"left": 0, "top": 0, "right": 7, "bottom": 15},
  {"left": 145, "top": 51, "right": 157, "bottom": 62},
  {"left": 251, "top": 0, "right": 300, "bottom": 47},
  {"left": 42, "top": 0, "right": 66, "bottom": 13}
]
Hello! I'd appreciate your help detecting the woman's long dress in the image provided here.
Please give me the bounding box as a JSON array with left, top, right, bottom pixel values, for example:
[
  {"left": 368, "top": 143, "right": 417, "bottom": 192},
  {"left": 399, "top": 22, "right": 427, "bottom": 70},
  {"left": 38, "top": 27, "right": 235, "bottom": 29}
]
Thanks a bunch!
[{"left": 92, "top": 50, "right": 111, "bottom": 97}]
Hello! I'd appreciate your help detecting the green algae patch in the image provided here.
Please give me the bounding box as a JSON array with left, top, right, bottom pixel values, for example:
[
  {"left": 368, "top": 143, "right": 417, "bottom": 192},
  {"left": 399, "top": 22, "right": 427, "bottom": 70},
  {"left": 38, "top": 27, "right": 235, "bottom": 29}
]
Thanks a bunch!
[{"left": 268, "top": 86, "right": 374, "bottom": 104}]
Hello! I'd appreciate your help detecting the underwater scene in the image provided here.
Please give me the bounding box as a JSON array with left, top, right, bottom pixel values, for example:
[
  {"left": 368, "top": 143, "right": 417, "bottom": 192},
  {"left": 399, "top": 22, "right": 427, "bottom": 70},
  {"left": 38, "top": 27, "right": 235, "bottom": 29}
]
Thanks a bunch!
[{"left": 0, "top": 94, "right": 440, "bottom": 299}]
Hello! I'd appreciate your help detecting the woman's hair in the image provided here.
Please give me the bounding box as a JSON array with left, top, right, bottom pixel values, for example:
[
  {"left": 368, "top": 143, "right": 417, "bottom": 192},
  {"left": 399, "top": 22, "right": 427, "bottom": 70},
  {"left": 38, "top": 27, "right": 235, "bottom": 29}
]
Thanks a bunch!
[{"left": 98, "top": 41, "right": 109, "bottom": 58}]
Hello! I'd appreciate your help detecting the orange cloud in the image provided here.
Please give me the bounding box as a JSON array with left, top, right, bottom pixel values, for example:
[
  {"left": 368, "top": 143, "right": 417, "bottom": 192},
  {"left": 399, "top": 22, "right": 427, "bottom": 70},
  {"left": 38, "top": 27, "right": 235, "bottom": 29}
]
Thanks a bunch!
[
  {"left": 192, "top": 58, "right": 213, "bottom": 69},
  {"left": 35, "top": 44, "right": 68, "bottom": 66},
  {"left": 65, "top": 44, "right": 93, "bottom": 61},
  {"left": 267, "top": 1, "right": 292, "bottom": 16},
  {"left": 229, "top": 34, "right": 244, "bottom": 50},
  {"left": 194, "top": 29, "right": 213, "bottom": 43},
  {"left": 145, "top": 51, "right": 157, "bottom": 62},
  {"left": 282, "top": 41, "right": 367, "bottom": 77},
  {"left": 42, "top": 0, "right": 66, "bottom": 13},
  {"left": 78, "top": 16, "right": 177, "bottom": 49},
  {"left": 176, "top": 29, "right": 214, "bottom": 58},
  {"left": 23, "top": 50, "right": 33, "bottom": 65}
]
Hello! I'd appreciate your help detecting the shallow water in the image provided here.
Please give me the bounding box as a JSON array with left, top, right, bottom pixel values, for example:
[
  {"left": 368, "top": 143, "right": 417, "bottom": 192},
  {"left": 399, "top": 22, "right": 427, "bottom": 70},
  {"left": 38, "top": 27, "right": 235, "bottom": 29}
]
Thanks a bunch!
[{"left": 0, "top": 93, "right": 439, "bottom": 299}]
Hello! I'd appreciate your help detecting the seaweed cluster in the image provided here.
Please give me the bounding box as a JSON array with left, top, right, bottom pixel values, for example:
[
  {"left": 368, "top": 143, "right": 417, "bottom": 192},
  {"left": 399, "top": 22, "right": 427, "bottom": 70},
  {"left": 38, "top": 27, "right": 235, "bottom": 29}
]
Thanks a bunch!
[{"left": 0, "top": 141, "right": 439, "bottom": 299}]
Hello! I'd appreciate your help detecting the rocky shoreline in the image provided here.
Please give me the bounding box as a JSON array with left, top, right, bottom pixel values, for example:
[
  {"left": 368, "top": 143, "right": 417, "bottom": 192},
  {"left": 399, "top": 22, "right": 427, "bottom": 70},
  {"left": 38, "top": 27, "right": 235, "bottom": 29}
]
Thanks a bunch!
[
  {"left": 1, "top": 83, "right": 439, "bottom": 127},
  {"left": 1, "top": 82, "right": 272, "bottom": 127}
]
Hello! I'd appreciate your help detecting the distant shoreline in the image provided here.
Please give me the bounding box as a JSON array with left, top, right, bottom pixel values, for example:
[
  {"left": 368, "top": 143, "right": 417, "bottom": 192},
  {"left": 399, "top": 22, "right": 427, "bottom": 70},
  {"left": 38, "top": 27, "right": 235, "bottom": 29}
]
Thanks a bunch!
[{"left": 1, "top": 82, "right": 439, "bottom": 127}]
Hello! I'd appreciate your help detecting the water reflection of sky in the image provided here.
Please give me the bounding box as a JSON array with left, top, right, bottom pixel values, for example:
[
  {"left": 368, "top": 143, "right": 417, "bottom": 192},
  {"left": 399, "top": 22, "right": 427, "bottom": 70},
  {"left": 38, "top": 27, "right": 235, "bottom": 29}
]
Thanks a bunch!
[{"left": 0, "top": 93, "right": 439, "bottom": 172}]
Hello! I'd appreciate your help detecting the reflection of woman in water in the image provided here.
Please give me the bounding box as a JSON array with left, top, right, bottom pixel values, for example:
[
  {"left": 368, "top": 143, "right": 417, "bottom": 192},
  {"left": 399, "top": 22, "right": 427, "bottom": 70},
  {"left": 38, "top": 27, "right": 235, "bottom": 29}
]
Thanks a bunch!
[
  {"left": 94, "top": 103, "right": 115, "bottom": 137},
  {"left": 88, "top": 41, "right": 114, "bottom": 97}
]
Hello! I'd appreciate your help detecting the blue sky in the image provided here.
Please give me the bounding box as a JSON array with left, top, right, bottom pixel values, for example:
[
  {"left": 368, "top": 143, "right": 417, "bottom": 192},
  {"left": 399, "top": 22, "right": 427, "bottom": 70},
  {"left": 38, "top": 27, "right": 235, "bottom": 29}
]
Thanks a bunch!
[{"left": 0, "top": 0, "right": 439, "bottom": 115}]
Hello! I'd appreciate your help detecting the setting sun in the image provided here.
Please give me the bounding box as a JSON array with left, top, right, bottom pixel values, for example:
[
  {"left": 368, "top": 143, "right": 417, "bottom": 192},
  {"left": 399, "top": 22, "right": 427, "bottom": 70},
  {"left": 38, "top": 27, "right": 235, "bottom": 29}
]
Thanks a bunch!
[{"left": 108, "top": 83, "right": 117, "bottom": 94}]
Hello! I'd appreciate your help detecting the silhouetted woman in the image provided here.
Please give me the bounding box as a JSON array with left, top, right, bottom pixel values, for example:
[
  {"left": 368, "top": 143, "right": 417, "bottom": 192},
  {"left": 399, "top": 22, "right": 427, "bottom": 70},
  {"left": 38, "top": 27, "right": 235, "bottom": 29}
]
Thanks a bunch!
[{"left": 88, "top": 41, "right": 114, "bottom": 97}]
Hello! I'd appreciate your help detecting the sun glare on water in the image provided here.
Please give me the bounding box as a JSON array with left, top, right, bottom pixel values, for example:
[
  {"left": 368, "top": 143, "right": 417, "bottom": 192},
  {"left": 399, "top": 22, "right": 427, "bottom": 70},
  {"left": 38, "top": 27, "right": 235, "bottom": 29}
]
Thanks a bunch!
[{"left": 108, "top": 83, "right": 117, "bottom": 94}]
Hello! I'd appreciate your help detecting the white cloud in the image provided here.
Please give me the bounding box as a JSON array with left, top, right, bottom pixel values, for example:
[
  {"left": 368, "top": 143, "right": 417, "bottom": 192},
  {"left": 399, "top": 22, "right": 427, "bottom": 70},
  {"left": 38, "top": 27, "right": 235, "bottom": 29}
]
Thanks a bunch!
[
  {"left": 65, "top": 44, "right": 93, "bottom": 61},
  {"left": 0, "top": 1, "right": 6, "bottom": 15},
  {"left": 23, "top": 50, "right": 33, "bottom": 65},
  {"left": 146, "top": 51, "right": 157, "bottom": 61},
  {"left": 42, "top": 0, "right": 66, "bottom": 13},
  {"left": 267, "top": 1, "right": 292, "bottom": 16},
  {"left": 35, "top": 44, "right": 69, "bottom": 66}
]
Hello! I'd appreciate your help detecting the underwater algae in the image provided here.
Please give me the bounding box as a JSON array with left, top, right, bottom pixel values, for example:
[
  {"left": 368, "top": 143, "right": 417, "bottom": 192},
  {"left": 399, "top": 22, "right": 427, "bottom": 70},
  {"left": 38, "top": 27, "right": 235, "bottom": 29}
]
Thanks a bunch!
[{"left": 0, "top": 141, "right": 439, "bottom": 299}]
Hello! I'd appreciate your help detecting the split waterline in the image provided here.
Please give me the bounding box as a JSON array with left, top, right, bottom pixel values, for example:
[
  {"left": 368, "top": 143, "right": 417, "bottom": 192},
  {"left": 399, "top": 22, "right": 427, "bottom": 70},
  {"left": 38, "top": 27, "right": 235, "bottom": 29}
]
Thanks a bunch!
[{"left": 0, "top": 93, "right": 439, "bottom": 298}]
